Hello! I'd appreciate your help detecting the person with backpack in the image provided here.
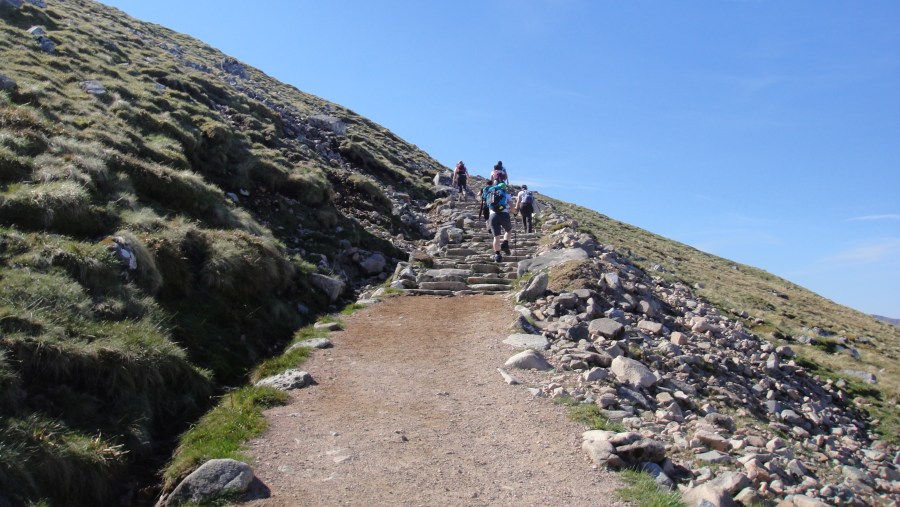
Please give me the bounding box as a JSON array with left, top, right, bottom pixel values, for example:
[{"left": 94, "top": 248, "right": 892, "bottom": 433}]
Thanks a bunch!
[
  {"left": 452, "top": 160, "right": 469, "bottom": 201},
  {"left": 490, "top": 161, "right": 509, "bottom": 186},
  {"left": 515, "top": 184, "right": 536, "bottom": 233},
  {"left": 479, "top": 182, "right": 512, "bottom": 262}
]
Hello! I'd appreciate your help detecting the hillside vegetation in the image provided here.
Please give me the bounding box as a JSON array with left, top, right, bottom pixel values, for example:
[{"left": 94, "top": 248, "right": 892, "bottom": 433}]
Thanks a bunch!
[
  {"left": 0, "top": 0, "right": 897, "bottom": 506},
  {"left": 0, "top": 1, "right": 441, "bottom": 505}
]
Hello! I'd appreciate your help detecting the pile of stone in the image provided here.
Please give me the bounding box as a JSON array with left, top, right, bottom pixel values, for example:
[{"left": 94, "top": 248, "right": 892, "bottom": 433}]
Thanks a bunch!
[{"left": 501, "top": 215, "right": 899, "bottom": 506}]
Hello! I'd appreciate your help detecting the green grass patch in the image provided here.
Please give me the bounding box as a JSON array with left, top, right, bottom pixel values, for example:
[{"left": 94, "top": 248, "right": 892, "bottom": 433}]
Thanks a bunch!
[
  {"left": 340, "top": 302, "right": 368, "bottom": 315},
  {"left": 317, "top": 315, "right": 345, "bottom": 328},
  {"left": 249, "top": 346, "right": 311, "bottom": 384},
  {"left": 163, "top": 386, "right": 288, "bottom": 489},
  {"left": 556, "top": 396, "right": 627, "bottom": 432},
  {"left": 617, "top": 470, "right": 685, "bottom": 507}
]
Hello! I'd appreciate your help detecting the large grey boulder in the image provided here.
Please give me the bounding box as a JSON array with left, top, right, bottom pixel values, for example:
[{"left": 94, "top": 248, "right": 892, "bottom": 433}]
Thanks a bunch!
[
  {"left": 516, "top": 272, "right": 548, "bottom": 303},
  {"left": 610, "top": 356, "right": 657, "bottom": 388},
  {"left": 310, "top": 273, "right": 344, "bottom": 301},
  {"left": 254, "top": 369, "right": 314, "bottom": 391},
  {"left": 516, "top": 247, "right": 589, "bottom": 277},
  {"left": 358, "top": 252, "right": 386, "bottom": 274},
  {"left": 161, "top": 459, "right": 254, "bottom": 506}
]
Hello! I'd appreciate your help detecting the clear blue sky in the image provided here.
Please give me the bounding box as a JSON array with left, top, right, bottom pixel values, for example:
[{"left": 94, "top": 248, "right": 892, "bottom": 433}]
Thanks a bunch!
[{"left": 101, "top": 0, "right": 900, "bottom": 318}]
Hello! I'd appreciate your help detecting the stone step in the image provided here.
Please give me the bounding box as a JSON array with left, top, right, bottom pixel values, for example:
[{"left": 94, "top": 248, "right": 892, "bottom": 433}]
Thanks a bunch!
[
  {"left": 401, "top": 289, "right": 455, "bottom": 296},
  {"left": 445, "top": 248, "right": 480, "bottom": 256},
  {"left": 467, "top": 284, "right": 513, "bottom": 292},
  {"left": 466, "top": 276, "right": 513, "bottom": 285},
  {"left": 418, "top": 281, "right": 470, "bottom": 291}
]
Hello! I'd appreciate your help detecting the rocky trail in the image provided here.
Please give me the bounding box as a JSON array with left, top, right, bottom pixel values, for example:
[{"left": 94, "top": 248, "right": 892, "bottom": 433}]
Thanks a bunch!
[
  {"left": 243, "top": 195, "right": 626, "bottom": 506},
  {"left": 245, "top": 295, "right": 625, "bottom": 506},
  {"left": 166, "top": 191, "right": 899, "bottom": 507}
]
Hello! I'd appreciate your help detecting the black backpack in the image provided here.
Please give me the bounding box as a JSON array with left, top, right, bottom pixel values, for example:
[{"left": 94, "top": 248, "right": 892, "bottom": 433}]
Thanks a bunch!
[{"left": 521, "top": 190, "right": 533, "bottom": 205}]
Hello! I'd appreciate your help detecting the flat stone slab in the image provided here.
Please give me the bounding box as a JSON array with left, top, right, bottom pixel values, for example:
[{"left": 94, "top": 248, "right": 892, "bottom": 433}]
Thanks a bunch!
[
  {"left": 467, "top": 284, "right": 511, "bottom": 292},
  {"left": 503, "top": 333, "right": 550, "bottom": 350},
  {"left": 289, "top": 338, "right": 332, "bottom": 351}
]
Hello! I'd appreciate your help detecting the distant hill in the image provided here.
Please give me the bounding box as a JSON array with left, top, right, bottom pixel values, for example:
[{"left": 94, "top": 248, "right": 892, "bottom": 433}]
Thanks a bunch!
[
  {"left": 0, "top": 1, "right": 897, "bottom": 506},
  {"left": 874, "top": 315, "right": 900, "bottom": 326}
]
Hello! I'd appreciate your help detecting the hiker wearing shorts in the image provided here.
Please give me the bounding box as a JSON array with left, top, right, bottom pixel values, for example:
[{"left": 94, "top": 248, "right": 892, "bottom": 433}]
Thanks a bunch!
[
  {"left": 515, "top": 184, "right": 535, "bottom": 233},
  {"left": 452, "top": 160, "right": 469, "bottom": 201},
  {"left": 480, "top": 182, "right": 512, "bottom": 262}
]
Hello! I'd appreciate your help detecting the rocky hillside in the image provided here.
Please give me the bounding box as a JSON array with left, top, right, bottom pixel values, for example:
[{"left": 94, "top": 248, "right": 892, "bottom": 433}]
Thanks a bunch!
[{"left": 0, "top": 1, "right": 897, "bottom": 506}]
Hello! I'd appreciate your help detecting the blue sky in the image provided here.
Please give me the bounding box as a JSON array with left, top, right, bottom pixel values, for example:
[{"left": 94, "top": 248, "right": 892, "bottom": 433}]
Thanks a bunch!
[{"left": 101, "top": 0, "right": 900, "bottom": 317}]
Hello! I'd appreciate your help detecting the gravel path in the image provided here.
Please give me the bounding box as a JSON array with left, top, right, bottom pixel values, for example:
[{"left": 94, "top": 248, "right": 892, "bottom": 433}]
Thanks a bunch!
[{"left": 245, "top": 294, "right": 626, "bottom": 506}]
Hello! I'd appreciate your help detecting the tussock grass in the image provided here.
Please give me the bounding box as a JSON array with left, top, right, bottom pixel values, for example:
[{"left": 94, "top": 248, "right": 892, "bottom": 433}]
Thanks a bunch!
[
  {"left": 0, "top": 415, "right": 125, "bottom": 507},
  {"left": 163, "top": 386, "right": 288, "bottom": 489},
  {"left": 617, "top": 470, "right": 684, "bottom": 507},
  {"left": 0, "top": 180, "right": 117, "bottom": 236}
]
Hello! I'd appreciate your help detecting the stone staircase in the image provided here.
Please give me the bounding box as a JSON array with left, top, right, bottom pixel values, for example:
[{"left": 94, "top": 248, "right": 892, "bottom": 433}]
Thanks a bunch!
[{"left": 399, "top": 198, "right": 541, "bottom": 296}]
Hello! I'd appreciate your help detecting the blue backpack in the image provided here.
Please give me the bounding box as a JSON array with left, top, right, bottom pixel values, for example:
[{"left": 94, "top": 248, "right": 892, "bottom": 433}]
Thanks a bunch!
[{"left": 486, "top": 186, "right": 507, "bottom": 212}]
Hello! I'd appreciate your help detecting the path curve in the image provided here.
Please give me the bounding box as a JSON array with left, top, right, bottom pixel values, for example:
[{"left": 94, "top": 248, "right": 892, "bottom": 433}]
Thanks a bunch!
[{"left": 246, "top": 295, "right": 626, "bottom": 506}]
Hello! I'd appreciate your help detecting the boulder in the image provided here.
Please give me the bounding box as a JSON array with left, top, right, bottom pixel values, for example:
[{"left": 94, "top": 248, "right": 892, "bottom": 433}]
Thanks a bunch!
[
  {"left": 615, "top": 437, "right": 666, "bottom": 464},
  {"left": 588, "top": 318, "right": 624, "bottom": 339},
  {"left": 80, "top": 80, "right": 106, "bottom": 95},
  {"left": 516, "top": 247, "right": 589, "bottom": 277},
  {"left": 610, "top": 356, "right": 657, "bottom": 388},
  {"left": 682, "top": 483, "right": 738, "bottom": 507},
  {"left": 706, "top": 471, "right": 751, "bottom": 496},
  {"left": 670, "top": 331, "right": 688, "bottom": 346},
  {"left": 637, "top": 319, "right": 664, "bottom": 335},
  {"left": 582, "top": 438, "right": 623, "bottom": 468},
  {"left": 358, "top": 252, "right": 386, "bottom": 274},
  {"left": 310, "top": 273, "right": 344, "bottom": 302},
  {"left": 288, "top": 338, "right": 332, "bottom": 351},
  {"left": 161, "top": 459, "right": 254, "bottom": 506},
  {"left": 504, "top": 350, "right": 552, "bottom": 371},
  {"left": 776, "top": 495, "right": 830, "bottom": 507},
  {"left": 254, "top": 369, "right": 314, "bottom": 391},
  {"left": 516, "top": 272, "right": 548, "bottom": 302}
]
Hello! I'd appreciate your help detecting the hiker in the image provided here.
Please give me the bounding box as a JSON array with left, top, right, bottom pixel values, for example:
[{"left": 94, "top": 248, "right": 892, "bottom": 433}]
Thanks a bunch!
[
  {"left": 515, "top": 184, "right": 536, "bottom": 233},
  {"left": 480, "top": 181, "right": 512, "bottom": 262},
  {"left": 490, "top": 161, "right": 509, "bottom": 186},
  {"left": 452, "top": 160, "right": 469, "bottom": 201}
]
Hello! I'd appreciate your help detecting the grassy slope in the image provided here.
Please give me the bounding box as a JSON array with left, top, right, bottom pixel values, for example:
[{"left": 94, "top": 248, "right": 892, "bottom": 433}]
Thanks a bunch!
[
  {"left": 547, "top": 197, "right": 900, "bottom": 442},
  {"left": 0, "top": 1, "right": 443, "bottom": 505}
]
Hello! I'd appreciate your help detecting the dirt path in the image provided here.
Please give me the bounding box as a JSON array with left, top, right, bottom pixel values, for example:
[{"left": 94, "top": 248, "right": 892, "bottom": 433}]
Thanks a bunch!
[{"left": 245, "top": 295, "right": 626, "bottom": 506}]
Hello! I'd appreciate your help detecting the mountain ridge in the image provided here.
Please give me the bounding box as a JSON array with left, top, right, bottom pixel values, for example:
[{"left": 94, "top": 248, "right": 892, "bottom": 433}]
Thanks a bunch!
[{"left": 0, "top": 1, "right": 897, "bottom": 505}]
